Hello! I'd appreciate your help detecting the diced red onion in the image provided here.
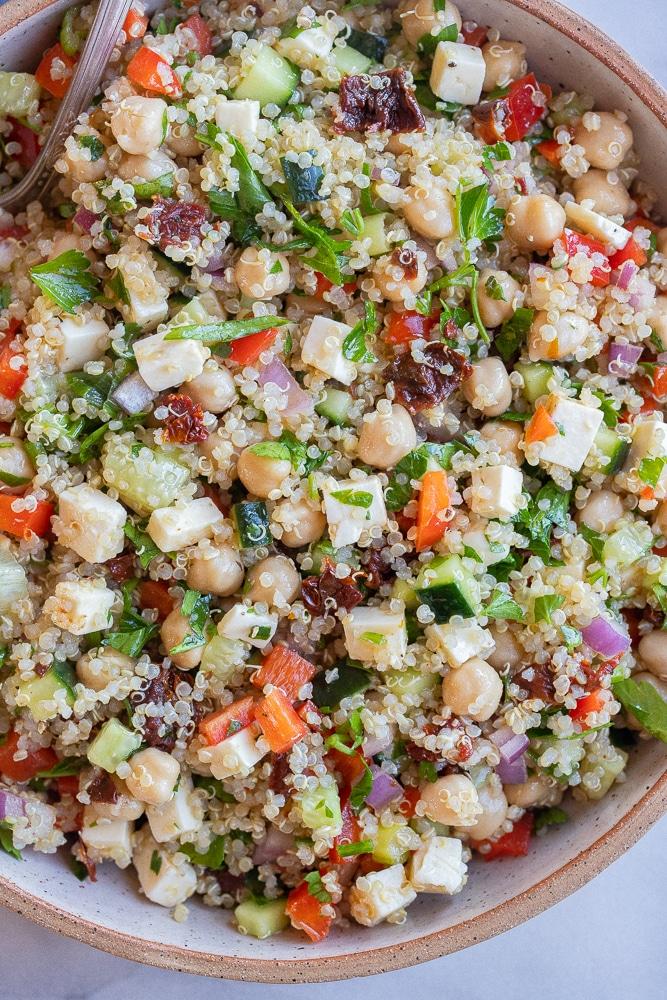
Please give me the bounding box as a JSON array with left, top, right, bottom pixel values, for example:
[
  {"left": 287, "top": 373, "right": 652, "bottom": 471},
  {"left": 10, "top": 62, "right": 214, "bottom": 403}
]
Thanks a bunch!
[
  {"left": 582, "top": 616, "right": 631, "bottom": 659},
  {"left": 257, "top": 357, "right": 314, "bottom": 416},
  {"left": 365, "top": 765, "right": 404, "bottom": 811},
  {"left": 73, "top": 207, "right": 99, "bottom": 234},
  {"left": 495, "top": 753, "right": 528, "bottom": 785},
  {"left": 657, "top": 352, "right": 667, "bottom": 364},
  {"left": 608, "top": 341, "right": 643, "bottom": 377},
  {"left": 252, "top": 826, "right": 294, "bottom": 866},
  {"left": 490, "top": 727, "right": 529, "bottom": 763},
  {"left": 110, "top": 371, "right": 158, "bottom": 415},
  {"left": 0, "top": 788, "right": 26, "bottom": 820},
  {"left": 362, "top": 731, "right": 394, "bottom": 758},
  {"left": 610, "top": 260, "right": 637, "bottom": 291},
  {"left": 201, "top": 243, "right": 233, "bottom": 274}
]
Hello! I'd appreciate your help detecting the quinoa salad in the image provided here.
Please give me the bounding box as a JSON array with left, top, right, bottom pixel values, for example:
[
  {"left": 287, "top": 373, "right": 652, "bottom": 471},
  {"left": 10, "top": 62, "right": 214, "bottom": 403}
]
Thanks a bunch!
[{"left": 0, "top": 0, "right": 664, "bottom": 944}]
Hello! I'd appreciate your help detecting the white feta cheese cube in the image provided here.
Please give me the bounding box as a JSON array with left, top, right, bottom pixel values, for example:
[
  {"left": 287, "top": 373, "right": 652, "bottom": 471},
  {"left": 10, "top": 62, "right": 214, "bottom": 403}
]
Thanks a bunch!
[
  {"left": 426, "top": 621, "right": 495, "bottom": 668},
  {"left": 535, "top": 394, "right": 604, "bottom": 472},
  {"left": 301, "top": 316, "right": 356, "bottom": 386},
  {"left": 133, "top": 828, "right": 197, "bottom": 907},
  {"left": 565, "top": 201, "right": 631, "bottom": 251},
  {"left": 199, "top": 723, "right": 267, "bottom": 780},
  {"left": 55, "top": 484, "right": 127, "bottom": 563},
  {"left": 55, "top": 314, "right": 110, "bottom": 373},
  {"left": 461, "top": 527, "right": 509, "bottom": 566},
  {"left": 342, "top": 606, "right": 407, "bottom": 666},
  {"left": 408, "top": 835, "right": 468, "bottom": 895},
  {"left": 146, "top": 774, "right": 203, "bottom": 844},
  {"left": 46, "top": 578, "right": 115, "bottom": 635},
  {"left": 322, "top": 475, "right": 387, "bottom": 547},
  {"left": 147, "top": 498, "right": 224, "bottom": 552},
  {"left": 80, "top": 810, "right": 133, "bottom": 868},
  {"left": 276, "top": 26, "right": 334, "bottom": 65},
  {"left": 625, "top": 418, "right": 667, "bottom": 494},
  {"left": 214, "top": 98, "right": 260, "bottom": 142},
  {"left": 217, "top": 603, "right": 278, "bottom": 649},
  {"left": 469, "top": 465, "right": 523, "bottom": 521},
  {"left": 349, "top": 864, "right": 417, "bottom": 927},
  {"left": 430, "top": 41, "right": 485, "bottom": 106},
  {"left": 134, "top": 329, "right": 210, "bottom": 392},
  {"left": 116, "top": 247, "right": 169, "bottom": 331}
]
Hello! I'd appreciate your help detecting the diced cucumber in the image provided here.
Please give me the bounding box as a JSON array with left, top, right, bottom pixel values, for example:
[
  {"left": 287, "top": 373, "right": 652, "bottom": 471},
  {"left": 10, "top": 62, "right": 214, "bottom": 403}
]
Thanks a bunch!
[
  {"left": 415, "top": 555, "right": 481, "bottom": 622},
  {"left": 297, "top": 781, "right": 342, "bottom": 833},
  {"left": 312, "top": 661, "right": 371, "bottom": 707},
  {"left": 233, "top": 500, "right": 271, "bottom": 548},
  {"left": 0, "top": 550, "right": 28, "bottom": 612},
  {"left": 384, "top": 667, "right": 438, "bottom": 698},
  {"left": 372, "top": 823, "right": 409, "bottom": 865},
  {"left": 18, "top": 661, "right": 76, "bottom": 722},
  {"left": 234, "top": 897, "right": 289, "bottom": 939},
  {"left": 515, "top": 361, "right": 554, "bottom": 404},
  {"left": 602, "top": 520, "right": 652, "bottom": 567},
  {"left": 87, "top": 718, "right": 141, "bottom": 773},
  {"left": 592, "top": 425, "right": 630, "bottom": 475},
  {"left": 345, "top": 29, "right": 388, "bottom": 63},
  {"left": 579, "top": 742, "right": 627, "bottom": 801},
  {"left": 315, "top": 387, "right": 353, "bottom": 426},
  {"left": 200, "top": 635, "right": 248, "bottom": 683},
  {"left": 391, "top": 577, "right": 419, "bottom": 611},
  {"left": 233, "top": 45, "right": 299, "bottom": 107},
  {"left": 102, "top": 435, "right": 190, "bottom": 517},
  {"left": 333, "top": 43, "right": 372, "bottom": 76},
  {"left": 0, "top": 71, "right": 40, "bottom": 116},
  {"left": 360, "top": 213, "right": 391, "bottom": 257}
]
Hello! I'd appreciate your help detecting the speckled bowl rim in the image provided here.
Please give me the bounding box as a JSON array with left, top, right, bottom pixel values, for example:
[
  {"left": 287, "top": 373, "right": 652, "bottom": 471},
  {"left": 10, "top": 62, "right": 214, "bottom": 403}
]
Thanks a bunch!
[{"left": 0, "top": 0, "right": 665, "bottom": 982}]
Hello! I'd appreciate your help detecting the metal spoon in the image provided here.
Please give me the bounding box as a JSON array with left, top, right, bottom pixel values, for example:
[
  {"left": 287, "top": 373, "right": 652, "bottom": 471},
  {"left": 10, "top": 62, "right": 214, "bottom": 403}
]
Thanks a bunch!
[{"left": 0, "top": 0, "right": 133, "bottom": 215}]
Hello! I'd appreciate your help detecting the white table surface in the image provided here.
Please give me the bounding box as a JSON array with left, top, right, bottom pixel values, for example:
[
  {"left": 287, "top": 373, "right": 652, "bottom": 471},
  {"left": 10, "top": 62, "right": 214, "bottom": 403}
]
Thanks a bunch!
[{"left": 0, "top": 1, "right": 665, "bottom": 997}]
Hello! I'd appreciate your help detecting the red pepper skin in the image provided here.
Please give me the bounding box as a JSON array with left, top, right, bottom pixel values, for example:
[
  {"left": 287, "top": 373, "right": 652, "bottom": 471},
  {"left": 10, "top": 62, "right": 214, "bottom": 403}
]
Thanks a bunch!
[
  {"left": 0, "top": 731, "right": 58, "bottom": 782},
  {"left": 473, "top": 813, "right": 534, "bottom": 860},
  {"left": 285, "top": 880, "right": 333, "bottom": 942},
  {"left": 560, "top": 229, "right": 611, "bottom": 287}
]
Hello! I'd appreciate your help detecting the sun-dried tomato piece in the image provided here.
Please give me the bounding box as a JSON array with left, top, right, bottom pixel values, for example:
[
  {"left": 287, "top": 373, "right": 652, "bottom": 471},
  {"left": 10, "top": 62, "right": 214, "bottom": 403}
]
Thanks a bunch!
[
  {"left": 106, "top": 553, "right": 135, "bottom": 583},
  {"left": 76, "top": 838, "right": 98, "bottom": 882},
  {"left": 391, "top": 246, "right": 419, "bottom": 280},
  {"left": 334, "top": 68, "right": 425, "bottom": 134},
  {"left": 161, "top": 392, "right": 208, "bottom": 444},
  {"left": 133, "top": 665, "right": 181, "bottom": 751},
  {"left": 301, "top": 559, "right": 364, "bottom": 616},
  {"left": 87, "top": 771, "right": 119, "bottom": 804},
  {"left": 268, "top": 753, "right": 291, "bottom": 794},
  {"left": 359, "top": 548, "right": 391, "bottom": 590},
  {"left": 515, "top": 662, "right": 556, "bottom": 704},
  {"left": 215, "top": 870, "right": 245, "bottom": 895},
  {"left": 145, "top": 198, "right": 207, "bottom": 251},
  {"left": 385, "top": 343, "right": 472, "bottom": 414}
]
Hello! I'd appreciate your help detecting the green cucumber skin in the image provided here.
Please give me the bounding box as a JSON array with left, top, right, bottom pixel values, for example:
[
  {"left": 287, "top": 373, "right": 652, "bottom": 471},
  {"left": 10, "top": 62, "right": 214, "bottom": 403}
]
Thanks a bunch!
[
  {"left": 415, "top": 583, "right": 477, "bottom": 622},
  {"left": 312, "top": 662, "right": 371, "bottom": 707},
  {"left": 233, "top": 45, "right": 299, "bottom": 107},
  {"left": 594, "top": 426, "right": 629, "bottom": 475},
  {"left": 516, "top": 362, "right": 553, "bottom": 404},
  {"left": 233, "top": 501, "right": 271, "bottom": 548},
  {"left": 315, "top": 388, "right": 353, "bottom": 426}
]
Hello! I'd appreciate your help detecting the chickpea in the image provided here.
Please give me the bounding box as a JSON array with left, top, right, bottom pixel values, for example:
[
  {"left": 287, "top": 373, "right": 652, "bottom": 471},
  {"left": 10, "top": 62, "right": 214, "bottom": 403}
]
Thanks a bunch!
[
  {"left": 573, "top": 111, "right": 633, "bottom": 170},
  {"left": 626, "top": 672, "right": 667, "bottom": 731},
  {"left": 399, "top": 0, "right": 461, "bottom": 47},
  {"left": 419, "top": 773, "right": 481, "bottom": 827},
  {"left": 246, "top": 555, "right": 301, "bottom": 606},
  {"left": 442, "top": 656, "right": 503, "bottom": 722},
  {"left": 234, "top": 247, "right": 290, "bottom": 300},
  {"left": 110, "top": 96, "right": 168, "bottom": 156},
  {"left": 637, "top": 632, "right": 667, "bottom": 681},
  {"left": 487, "top": 627, "right": 523, "bottom": 670},
  {"left": 372, "top": 250, "right": 427, "bottom": 303},
  {"left": 286, "top": 292, "right": 322, "bottom": 318},
  {"left": 577, "top": 489, "right": 623, "bottom": 533},
  {"left": 506, "top": 194, "right": 566, "bottom": 253},
  {"left": 656, "top": 228, "right": 667, "bottom": 257},
  {"left": 76, "top": 648, "right": 135, "bottom": 691},
  {"left": 476, "top": 268, "right": 519, "bottom": 328},
  {"left": 647, "top": 295, "right": 667, "bottom": 351},
  {"left": 186, "top": 543, "right": 244, "bottom": 597},
  {"left": 186, "top": 362, "right": 237, "bottom": 414},
  {"left": 654, "top": 500, "right": 667, "bottom": 536},
  {"left": 479, "top": 421, "right": 523, "bottom": 467},
  {"left": 237, "top": 445, "right": 291, "bottom": 499},
  {"left": 528, "top": 310, "right": 590, "bottom": 362},
  {"left": 165, "top": 122, "right": 203, "bottom": 157},
  {"left": 459, "top": 776, "right": 508, "bottom": 840},
  {"left": 161, "top": 608, "right": 203, "bottom": 671},
  {"left": 572, "top": 169, "right": 632, "bottom": 217},
  {"left": 505, "top": 773, "right": 561, "bottom": 808},
  {"left": 125, "top": 748, "right": 180, "bottom": 806},
  {"left": 274, "top": 497, "right": 325, "bottom": 548},
  {"left": 403, "top": 179, "right": 455, "bottom": 241},
  {"left": 51, "top": 232, "right": 86, "bottom": 257},
  {"left": 357, "top": 403, "right": 417, "bottom": 470},
  {"left": 116, "top": 150, "right": 175, "bottom": 183},
  {"left": 481, "top": 40, "right": 526, "bottom": 92},
  {"left": 89, "top": 777, "right": 145, "bottom": 821},
  {"left": 0, "top": 437, "right": 33, "bottom": 493},
  {"left": 462, "top": 357, "right": 512, "bottom": 418},
  {"left": 62, "top": 137, "right": 108, "bottom": 183}
]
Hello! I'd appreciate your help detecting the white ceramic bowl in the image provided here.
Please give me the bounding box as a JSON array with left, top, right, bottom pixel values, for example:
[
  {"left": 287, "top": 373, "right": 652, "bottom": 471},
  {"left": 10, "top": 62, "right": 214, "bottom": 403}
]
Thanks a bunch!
[{"left": 0, "top": 0, "right": 665, "bottom": 981}]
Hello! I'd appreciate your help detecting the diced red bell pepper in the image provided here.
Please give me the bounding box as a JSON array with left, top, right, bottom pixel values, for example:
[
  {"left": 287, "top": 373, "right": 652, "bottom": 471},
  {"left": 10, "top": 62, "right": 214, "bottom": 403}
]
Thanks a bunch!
[
  {"left": 414, "top": 470, "right": 450, "bottom": 552},
  {"left": 285, "top": 880, "right": 333, "bottom": 943},
  {"left": 127, "top": 46, "right": 182, "bottom": 97},
  {"left": 329, "top": 798, "right": 362, "bottom": 864},
  {"left": 569, "top": 687, "right": 606, "bottom": 723},
  {"left": 0, "top": 496, "right": 52, "bottom": 539},
  {"left": 35, "top": 43, "right": 77, "bottom": 98},
  {"left": 626, "top": 215, "right": 660, "bottom": 234},
  {"left": 474, "top": 74, "right": 550, "bottom": 144},
  {"left": 56, "top": 775, "right": 80, "bottom": 798},
  {"left": 398, "top": 785, "right": 421, "bottom": 818},
  {"left": 254, "top": 687, "right": 309, "bottom": 754},
  {"left": 227, "top": 328, "right": 279, "bottom": 365},
  {"left": 461, "top": 24, "right": 488, "bottom": 46},
  {"left": 384, "top": 309, "right": 437, "bottom": 346},
  {"left": 181, "top": 14, "right": 213, "bottom": 55},
  {"left": 138, "top": 580, "right": 174, "bottom": 621},
  {"left": 0, "top": 226, "right": 28, "bottom": 241},
  {"left": 560, "top": 229, "right": 611, "bottom": 287},
  {"left": 647, "top": 366, "right": 667, "bottom": 401},
  {"left": 475, "top": 812, "right": 534, "bottom": 860},
  {"left": 536, "top": 138, "right": 562, "bottom": 168},
  {"left": 313, "top": 272, "right": 356, "bottom": 300},
  {"left": 122, "top": 6, "right": 149, "bottom": 40},
  {"left": 0, "top": 731, "right": 58, "bottom": 782},
  {"left": 297, "top": 699, "right": 322, "bottom": 727},
  {"left": 0, "top": 329, "right": 27, "bottom": 400},
  {"left": 252, "top": 644, "right": 316, "bottom": 702},
  {"left": 7, "top": 118, "right": 40, "bottom": 170},
  {"left": 328, "top": 748, "right": 367, "bottom": 793},
  {"left": 199, "top": 695, "right": 256, "bottom": 746},
  {"left": 608, "top": 237, "right": 647, "bottom": 270}
]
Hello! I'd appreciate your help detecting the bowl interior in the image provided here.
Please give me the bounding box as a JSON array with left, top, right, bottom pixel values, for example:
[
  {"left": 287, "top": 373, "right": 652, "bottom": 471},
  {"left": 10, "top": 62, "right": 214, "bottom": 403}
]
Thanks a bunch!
[{"left": 0, "top": 0, "right": 665, "bottom": 982}]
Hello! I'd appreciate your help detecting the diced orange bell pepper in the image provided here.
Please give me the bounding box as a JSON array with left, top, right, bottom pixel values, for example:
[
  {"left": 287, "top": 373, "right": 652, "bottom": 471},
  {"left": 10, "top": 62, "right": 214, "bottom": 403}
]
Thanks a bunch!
[
  {"left": 227, "top": 328, "right": 279, "bottom": 365},
  {"left": 252, "top": 644, "right": 316, "bottom": 702},
  {"left": 138, "top": 580, "right": 174, "bottom": 621},
  {"left": 254, "top": 687, "right": 309, "bottom": 754},
  {"left": 35, "top": 43, "right": 77, "bottom": 98},
  {"left": 122, "top": 6, "right": 149, "bottom": 40},
  {"left": 524, "top": 404, "right": 558, "bottom": 445},
  {"left": 608, "top": 236, "right": 647, "bottom": 269},
  {"left": 181, "top": 14, "right": 213, "bottom": 55},
  {"left": 414, "top": 470, "right": 450, "bottom": 552},
  {"left": 569, "top": 687, "right": 606, "bottom": 723},
  {"left": 199, "top": 696, "right": 256, "bottom": 746},
  {"left": 536, "top": 138, "right": 562, "bottom": 167},
  {"left": 127, "top": 46, "right": 182, "bottom": 97},
  {"left": 297, "top": 699, "right": 322, "bottom": 727},
  {"left": 0, "top": 496, "right": 52, "bottom": 539},
  {"left": 328, "top": 748, "right": 367, "bottom": 792},
  {"left": 474, "top": 813, "right": 534, "bottom": 860},
  {"left": 285, "top": 880, "right": 333, "bottom": 943},
  {"left": 0, "top": 731, "right": 58, "bottom": 782},
  {"left": 329, "top": 798, "right": 362, "bottom": 864},
  {"left": 384, "top": 309, "right": 437, "bottom": 346}
]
